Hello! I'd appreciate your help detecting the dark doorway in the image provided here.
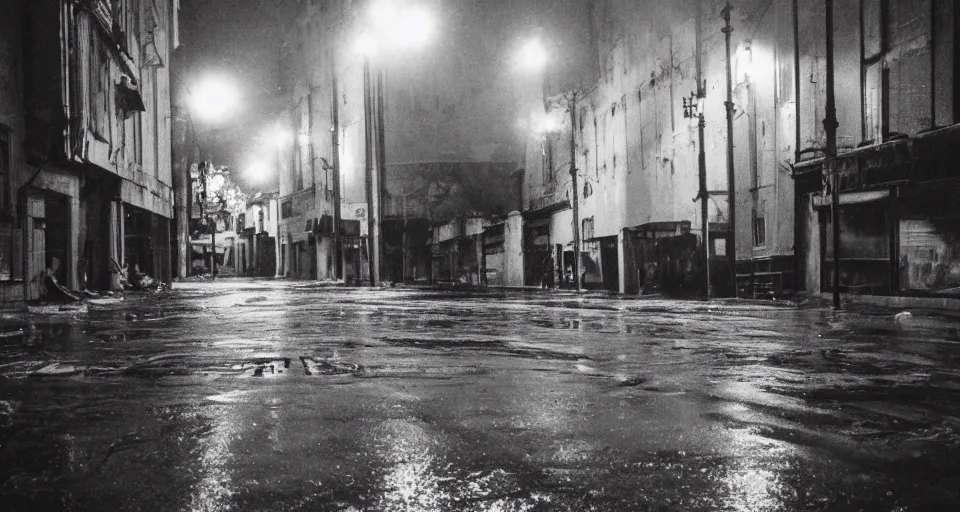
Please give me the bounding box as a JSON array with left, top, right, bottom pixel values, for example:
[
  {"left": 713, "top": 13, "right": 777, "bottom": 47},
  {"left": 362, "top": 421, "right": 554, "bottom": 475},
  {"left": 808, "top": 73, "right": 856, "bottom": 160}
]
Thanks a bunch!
[
  {"left": 599, "top": 236, "right": 619, "bottom": 292},
  {"left": 524, "top": 221, "right": 552, "bottom": 287},
  {"left": 124, "top": 206, "right": 154, "bottom": 277},
  {"left": 44, "top": 193, "right": 70, "bottom": 286}
]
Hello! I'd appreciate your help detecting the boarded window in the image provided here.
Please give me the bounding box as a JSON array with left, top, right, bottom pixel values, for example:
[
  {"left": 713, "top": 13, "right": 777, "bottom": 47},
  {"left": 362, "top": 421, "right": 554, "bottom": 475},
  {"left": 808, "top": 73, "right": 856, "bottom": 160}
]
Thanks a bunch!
[
  {"left": 864, "top": 62, "right": 883, "bottom": 141},
  {"left": 887, "top": 47, "right": 933, "bottom": 135},
  {"left": 753, "top": 199, "right": 767, "bottom": 247}
]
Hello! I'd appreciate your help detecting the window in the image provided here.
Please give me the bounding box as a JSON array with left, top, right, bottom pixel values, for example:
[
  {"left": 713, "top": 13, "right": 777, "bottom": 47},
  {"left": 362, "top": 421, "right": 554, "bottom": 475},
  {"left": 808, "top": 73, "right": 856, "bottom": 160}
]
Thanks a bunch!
[
  {"left": 152, "top": 67, "right": 160, "bottom": 176},
  {"left": 90, "top": 41, "right": 111, "bottom": 139},
  {"left": 753, "top": 210, "right": 766, "bottom": 247},
  {"left": 582, "top": 217, "right": 595, "bottom": 241},
  {"left": 862, "top": 0, "right": 934, "bottom": 139},
  {"left": 129, "top": 112, "right": 143, "bottom": 166},
  {"left": 542, "top": 135, "right": 554, "bottom": 184}
]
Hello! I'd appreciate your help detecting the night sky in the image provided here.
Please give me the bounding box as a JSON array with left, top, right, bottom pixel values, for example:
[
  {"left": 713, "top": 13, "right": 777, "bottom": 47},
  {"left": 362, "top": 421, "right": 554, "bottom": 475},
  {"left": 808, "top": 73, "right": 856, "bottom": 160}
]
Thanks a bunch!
[{"left": 173, "top": 0, "right": 593, "bottom": 181}]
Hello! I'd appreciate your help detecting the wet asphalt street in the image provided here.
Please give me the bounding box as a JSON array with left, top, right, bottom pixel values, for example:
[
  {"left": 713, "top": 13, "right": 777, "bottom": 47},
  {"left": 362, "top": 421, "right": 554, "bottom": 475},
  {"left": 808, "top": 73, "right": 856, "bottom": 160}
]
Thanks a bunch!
[{"left": 1, "top": 281, "right": 960, "bottom": 511}]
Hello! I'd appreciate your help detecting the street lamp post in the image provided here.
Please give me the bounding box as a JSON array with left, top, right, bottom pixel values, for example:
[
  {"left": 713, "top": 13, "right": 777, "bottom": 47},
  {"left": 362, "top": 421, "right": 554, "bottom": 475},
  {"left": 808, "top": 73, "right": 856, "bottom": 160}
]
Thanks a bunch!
[
  {"left": 179, "top": 74, "right": 240, "bottom": 279},
  {"left": 824, "top": 0, "right": 841, "bottom": 309},
  {"left": 518, "top": 37, "right": 582, "bottom": 292},
  {"left": 362, "top": 56, "right": 380, "bottom": 287},
  {"left": 684, "top": 88, "right": 710, "bottom": 299},
  {"left": 722, "top": 2, "right": 738, "bottom": 297},
  {"left": 569, "top": 92, "right": 582, "bottom": 293},
  {"left": 331, "top": 66, "right": 343, "bottom": 281}
]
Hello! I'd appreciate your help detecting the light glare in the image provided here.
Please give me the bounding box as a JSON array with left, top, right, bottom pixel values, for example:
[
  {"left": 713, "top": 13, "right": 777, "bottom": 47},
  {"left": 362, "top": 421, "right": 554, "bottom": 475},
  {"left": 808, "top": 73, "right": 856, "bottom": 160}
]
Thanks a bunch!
[
  {"left": 355, "top": 32, "right": 379, "bottom": 57},
  {"left": 519, "top": 38, "right": 548, "bottom": 72},
  {"left": 190, "top": 76, "right": 240, "bottom": 121},
  {"left": 245, "top": 160, "right": 270, "bottom": 184}
]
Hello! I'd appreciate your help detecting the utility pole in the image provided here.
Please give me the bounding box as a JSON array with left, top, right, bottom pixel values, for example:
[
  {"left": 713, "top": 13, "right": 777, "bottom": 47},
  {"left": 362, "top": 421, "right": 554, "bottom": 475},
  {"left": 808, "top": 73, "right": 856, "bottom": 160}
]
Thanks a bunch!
[
  {"left": 376, "top": 68, "right": 387, "bottom": 284},
  {"left": 570, "top": 92, "right": 582, "bottom": 293},
  {"left": 362, "top": 57, "right": 379, "bottom": 287},
  {"left": 686, "top": 91, "right": 710, "bottom": 299},
  {"left": 331, "top": 64, "right": 343, "bottom": 281},
  {"left": 721, "top": 1, "right": 737, "bottom": 297},
  {"left": 824, "top": 0, "right": 841, "bottom": 309},
  {"left": 694, "top": 0, "right": 710, "bottom": 299}
]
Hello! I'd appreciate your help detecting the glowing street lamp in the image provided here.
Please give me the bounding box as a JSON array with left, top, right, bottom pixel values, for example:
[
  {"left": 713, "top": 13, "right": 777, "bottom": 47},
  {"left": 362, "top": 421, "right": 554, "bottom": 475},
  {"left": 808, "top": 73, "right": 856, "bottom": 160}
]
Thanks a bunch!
[
  {"left": 353, "top": 1, "right": 436, "bottom": 287},
  {"left": 244, "top": 160, "right": 271, "bottom": 185},
  {"left": 266, "top": 124, "right": 292, "bottom": 149},
  {"left": 189, "top": 75, "right": 240, "bottom": 122},
  {"left": 518, "top": 38, "right": 549, "bottom": 73},
  {"left": 355, "top": 31, "right": 380, "bottom": 57},
  {"left": 368, "top": 1, "right": 435, "bottom": 49},
  {"left": 515, "top": 35, "right": 582, "bottom": 293}
]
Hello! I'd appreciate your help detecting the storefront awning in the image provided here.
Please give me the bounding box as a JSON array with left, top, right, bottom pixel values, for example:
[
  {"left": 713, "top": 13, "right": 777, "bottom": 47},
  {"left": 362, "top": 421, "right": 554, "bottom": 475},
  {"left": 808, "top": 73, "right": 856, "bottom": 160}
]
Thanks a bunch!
[{"left": 522, "top": 200, "right": 570, "bottom": 221}]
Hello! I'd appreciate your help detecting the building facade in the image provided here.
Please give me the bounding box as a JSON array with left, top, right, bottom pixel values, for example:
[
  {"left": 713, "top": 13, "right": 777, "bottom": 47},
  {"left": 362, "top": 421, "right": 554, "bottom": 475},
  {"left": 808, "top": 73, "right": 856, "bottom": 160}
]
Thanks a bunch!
[
  {"left": 515, "top": 0, "right": 958, "bottom": 305},
  {"left": 792, "top": 0, "right": 960, "bottom": 304},
  {"left": 0, "top": 0, "right": 28, "bottom": 302},
  {"left": 0, "top": 0, "right": 179, "bottom": 302}
]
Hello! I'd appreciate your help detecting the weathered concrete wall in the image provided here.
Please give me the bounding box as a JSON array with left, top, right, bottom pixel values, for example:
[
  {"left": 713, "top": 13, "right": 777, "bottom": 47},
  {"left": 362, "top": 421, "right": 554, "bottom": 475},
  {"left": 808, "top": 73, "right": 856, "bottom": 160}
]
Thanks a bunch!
[
  {"left": 520, "top": 0, "right": 801, "bottom": 290},
  {"left": 71, "top": 4, "right": 174, "bottom": 220},
  {"left": 503, "top": 212, "right": 524, "bottom": 287}
]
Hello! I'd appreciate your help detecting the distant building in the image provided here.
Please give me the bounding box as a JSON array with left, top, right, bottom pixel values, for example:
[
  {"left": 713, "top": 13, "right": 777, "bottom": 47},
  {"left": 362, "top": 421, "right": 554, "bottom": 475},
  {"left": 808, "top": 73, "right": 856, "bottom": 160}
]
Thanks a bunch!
[
  {"left": 237, "top": 192, "right": 280, "bottom": 278},
  {"left": 1, "top": 0, "right": 179, "bottom": 302},
  {"left": 275, "top": 0, "right": 522, "bottom": 285}
]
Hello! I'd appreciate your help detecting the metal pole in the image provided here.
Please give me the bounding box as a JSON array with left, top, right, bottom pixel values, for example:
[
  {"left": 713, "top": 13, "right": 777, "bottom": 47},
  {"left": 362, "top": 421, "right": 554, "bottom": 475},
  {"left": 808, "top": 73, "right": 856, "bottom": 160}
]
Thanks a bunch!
[
  {"left": 570, "top": 92, "right": 582, "bottom": 293},
  {"left": 376, "top": 67, "right": 387, "bottom": 285},
  {"left": 722, "top": 2, "right": 737, "bottom": 297},
  {"left": 199, "top": 162, "right": 217, "bottom": 278},
  {"left": 362, "top": 57, "right": 378, "bottom": 287},
  {"left": 698, "top": 113, "right": 710, "bottom": 299},
  {"left": 824, "top": 0, "right": 841, "bottom": 308},
  {"left": 332, "top": 65, "right": 343, "bottom": 280},
  {"left": 696, "top": 0, "right": 710, "bottom": 299}
]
